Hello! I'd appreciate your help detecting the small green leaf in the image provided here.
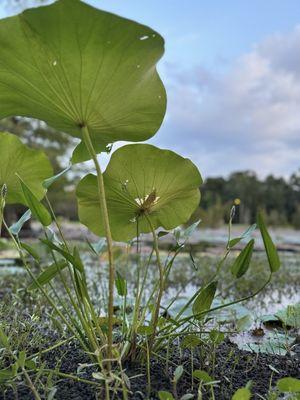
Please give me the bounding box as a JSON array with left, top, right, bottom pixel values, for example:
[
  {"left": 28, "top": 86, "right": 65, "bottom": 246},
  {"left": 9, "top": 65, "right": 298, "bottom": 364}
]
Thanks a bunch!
[
  {"left": 232, "top": 387, "right": 251, "bottom": 400},
  {"left": 209, "top": 329, "right": 225, "bottom": 345},
  {"left": 0, "top": 326, "right": 9, "bottom": 348},
  {"left": 277, "top": 377, "right": 300, "bottom": 393},
  {"left": 73, "top": 247, "right": 84, "bottom": 273},
  {"left": 17, "top": 351, "right": 26, "bottom": 369},
  {"left": 25, "top": 359, "right": 36, "bottom": 370},
  {"left": 43, "top": 165, "right": 71, "bottom": 189},
  {"left": 158, "top": 231, "right": 170, "bottom": 238},
  {"left": 192, "top": 281, "right": 217, "bottom": 319},
  {"left": 137, "top": 326, "right": 154, "bottom": 336},
  {"left": 28, "top": 260, "right": 68, "bottom": 290},
  {"left": 182, "top": 220, "right": 201, "bottom": 241},
  {"left": 71, "top": 141, "right": 111, "bottom": 164},
  {"left": 40, "top": 239, "right": 83, "bottom": 272},
  {"left": 229, "top": 224, "right": 256, "bottom": 248},
  {"left": 257, "top": 212, "right": 280, "bottom": 272},
  {"left": 115, "top": 271, "right": 127, "bottom": 297},
  {"left": 236, "top": 314, "right": 253, "bottom": 332},
  {"left": 158, "top": 391, "right": 174, "bottom": 400},
  {"left": 20, "top": 242, "right": 40, "bottom": 262},
  {"left": 231, "top": 239, "right": 254, "bottom": 278},
  {"left": 173, "top": 365, "right": 184, "bottom": 383},
  {"left": 9, "top": 209, "right": 31, "bottom": 235},
  {"left": 181, "top": 334, "right": 202, "bottom": 349},
  {"left": 180, "top": 395, "right": 194, "bottom": 400},
  {"left": 19, "top": 177, "right": 52, "bottom": 226},
  {"left": 0, "top": 368, "right": 15, "bottom": 383},
  {"left": 86, "top": 238, "right": 106, "bottom": 255},
  {"left": 193, "top": 370, "right": 214, "bottom": 383}
]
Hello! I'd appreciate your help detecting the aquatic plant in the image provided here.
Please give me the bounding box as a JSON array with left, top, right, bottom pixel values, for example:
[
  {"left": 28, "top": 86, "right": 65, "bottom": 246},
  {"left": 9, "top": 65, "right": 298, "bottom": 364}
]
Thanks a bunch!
[{"left": 0, "top": 1, "right": 282, "bottom": 398}]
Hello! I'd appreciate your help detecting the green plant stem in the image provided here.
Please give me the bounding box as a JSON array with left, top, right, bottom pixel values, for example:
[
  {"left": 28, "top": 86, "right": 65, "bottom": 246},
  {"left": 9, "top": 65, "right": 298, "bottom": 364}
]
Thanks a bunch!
[
  {"left": 145, "top": 216, "right": 164, "bottom": 351},
  {"left": 81, "top": 126, "right": 115, "bottom": 367},
  {"left": 161, "top": 274, "right": 272, "bottom": 337},
  {"left": 21, "top": 366, "right": 41, "bottom": 400},
  {"left": 44, "top": 199, "right": 106, "bottom": 346},
  {"left": 3, "top": 219, "right": 89, "bottom": 353},
  {"left": 0, "top": 197, "right": 4, "bottom": 236},
  {"left": 42, "top": 369, "right": 101, "bottom": 386}
]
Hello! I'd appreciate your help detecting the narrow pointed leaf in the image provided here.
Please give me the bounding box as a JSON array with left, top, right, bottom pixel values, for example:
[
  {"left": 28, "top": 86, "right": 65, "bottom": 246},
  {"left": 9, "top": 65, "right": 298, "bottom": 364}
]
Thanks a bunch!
[
  {"left": 257, "top": 213, "right": 280, "bottom": 272},
  {"left": 43, "top": 165, "right": 71, "bottom": 189},
  {"left": 20, "top": 242, "right": 40, "bottom": 262},
  {"left": 19, "top": 177, "right": 52, "bottom": 226},
  {"left": 40, "top": 239, "right": 83, "bottom": 272},
  {"left": 192, "top": 281, "right": 218, "bottom": 319},
  {"left": 86, "top": 238, "right": 106, "bottom": 255},
  {"left": 229, "top": 224, "right": 256, "bottom": 248},
  {"left": 9, "top": 209, "right": 31, "bottom": 235},
  {"left": 0, "top": 327, "right": 9, "bottom": 348},
  {"left": 28, "top": 260, "right": 68, "bottom": 290},
  {"left": 231, "top": 239, "right": 254, "bottom": 278},
  {"left": 115, "top": 271, "right": 127, "bottom": 296}
]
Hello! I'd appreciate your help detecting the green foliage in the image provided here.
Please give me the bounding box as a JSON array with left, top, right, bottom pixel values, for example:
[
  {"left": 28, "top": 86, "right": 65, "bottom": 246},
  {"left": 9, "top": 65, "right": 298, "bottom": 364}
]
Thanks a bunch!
[
  {"left": 28, "top": 260, "right": 68, "bottom": 290},
  {"left": 230, "top": 239, "right": 254, "bottom": 278},
  {"left": 231, "top": 387, "right": 251, "bottom": 400},
  {"left": 192, "top": 281, "right": 217, "bottom": 319},
  {"left": 0, "top": 132, "right": 52, "bottom": 205},
  {"left": 0, "top": 1, "right": 284, "bottom": 397},
  {"left": 8, "top": 209, "right": 31, "bottom": 235},
  {"left": 158, "top": 391, "right": 174, "bottom": 400},
  {"left": 19, "top": 177, "right": 52, "bottom": 226},
  {"left": 200, "top": 170, "right": 300, "bottom": 228},
  {"left": 277, "top": 377, "right": 300, "bottom": 393},
  {"left": 257, "top": 212, "right": 281, "bottom": 273},
  {"left": 193, "top": 370, "right": 214, "bottom": 383},
  {"left": 76, "top": 144, "right": 202, "bottom": 241},
  {"left": 0, "top": 0, "right": 166, "bottom": 162}
]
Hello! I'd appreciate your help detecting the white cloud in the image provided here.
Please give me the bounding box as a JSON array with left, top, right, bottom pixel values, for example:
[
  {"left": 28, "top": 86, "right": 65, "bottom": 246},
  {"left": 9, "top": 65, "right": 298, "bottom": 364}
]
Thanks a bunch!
[{"left": 156, "top": 26, "right": 300, "bottom": 178}]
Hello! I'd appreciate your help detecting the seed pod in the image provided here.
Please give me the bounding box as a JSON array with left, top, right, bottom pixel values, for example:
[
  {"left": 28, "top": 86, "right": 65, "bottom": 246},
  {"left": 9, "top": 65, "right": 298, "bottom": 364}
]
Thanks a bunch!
[{"left": 1, "top": 183, "right": 7, "bottom": 199}]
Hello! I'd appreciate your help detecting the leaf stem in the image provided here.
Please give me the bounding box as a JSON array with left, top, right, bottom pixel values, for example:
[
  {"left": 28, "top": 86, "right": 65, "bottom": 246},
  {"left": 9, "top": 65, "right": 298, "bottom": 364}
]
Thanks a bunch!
[
  {"left": 145, "top": 215, "right": 164, "bottom": 351},
  {"left": 81, "top": 126, "right": 115, "bottom": 368}
]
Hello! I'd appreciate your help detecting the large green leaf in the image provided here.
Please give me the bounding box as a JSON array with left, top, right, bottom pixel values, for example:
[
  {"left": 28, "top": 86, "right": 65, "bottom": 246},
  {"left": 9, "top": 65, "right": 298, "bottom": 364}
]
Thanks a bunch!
[
  {"left": 0, "top": 132, "right": 52, "bottom": 205},
  {"left": 0, "top": 0, "right": 166, "bottom": 162},
  {"left": 76, "top": 144, "right": 202, "bottom": 241}
]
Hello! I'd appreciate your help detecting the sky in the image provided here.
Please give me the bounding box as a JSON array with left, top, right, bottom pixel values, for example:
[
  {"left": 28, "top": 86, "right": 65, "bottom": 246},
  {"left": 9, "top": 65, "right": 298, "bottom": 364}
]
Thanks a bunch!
[{"left": 1, "top": 0, "right": 300, "bottom": 179}]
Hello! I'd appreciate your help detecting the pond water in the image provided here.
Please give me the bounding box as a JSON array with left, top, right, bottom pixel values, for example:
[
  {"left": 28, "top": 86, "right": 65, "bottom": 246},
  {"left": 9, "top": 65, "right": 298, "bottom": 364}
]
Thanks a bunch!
[{"left": 1, "top": 228, "right": 299, "bottom": 355}]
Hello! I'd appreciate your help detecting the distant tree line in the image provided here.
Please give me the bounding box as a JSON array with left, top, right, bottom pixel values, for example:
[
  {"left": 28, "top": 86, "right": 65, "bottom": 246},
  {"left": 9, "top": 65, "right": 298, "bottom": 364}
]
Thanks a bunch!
[
  {"left": 192, "top": 171, "right": 300, "bottom": 228},
  {"left": 1, "top": 116, "right": 299, "bottom": 230}
]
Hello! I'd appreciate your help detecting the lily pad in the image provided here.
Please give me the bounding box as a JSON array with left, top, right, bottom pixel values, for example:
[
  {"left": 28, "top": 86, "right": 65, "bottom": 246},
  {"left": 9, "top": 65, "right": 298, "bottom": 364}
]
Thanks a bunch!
[
  {"left": 276, "top": 304, "right": 300, "bottom": 329},
  {"left": 0, "top": 132, "right": 52, "bottom": 205},
  {"left": 0, "top": 0, "right": 166, "bottom": 162},
  {"left": 76, "top": 144, "right": 202, "bottom": 241}
]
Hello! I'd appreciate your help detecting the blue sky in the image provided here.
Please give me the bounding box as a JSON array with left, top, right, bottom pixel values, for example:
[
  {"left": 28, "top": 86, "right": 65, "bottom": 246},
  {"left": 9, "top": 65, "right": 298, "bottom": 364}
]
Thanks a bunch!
[{"left": 1, "top": 0, "right": 300, "bottom": 178}]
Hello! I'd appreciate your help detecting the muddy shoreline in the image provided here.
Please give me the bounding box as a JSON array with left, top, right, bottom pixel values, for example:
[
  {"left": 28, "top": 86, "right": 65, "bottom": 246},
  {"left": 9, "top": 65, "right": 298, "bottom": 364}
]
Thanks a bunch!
[{"left": 1, "top": 336, "right": 299, "bottom": 400}]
